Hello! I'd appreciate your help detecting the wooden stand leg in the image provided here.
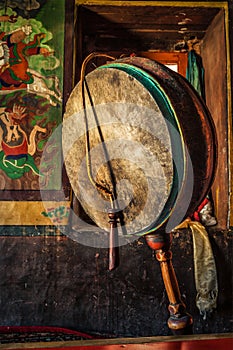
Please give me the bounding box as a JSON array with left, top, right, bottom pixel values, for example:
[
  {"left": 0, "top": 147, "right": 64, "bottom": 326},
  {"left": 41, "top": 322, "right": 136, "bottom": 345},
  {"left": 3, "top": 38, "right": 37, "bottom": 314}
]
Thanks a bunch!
[{"left": 145, "top": 232, "right": 193, "bottom": 334}]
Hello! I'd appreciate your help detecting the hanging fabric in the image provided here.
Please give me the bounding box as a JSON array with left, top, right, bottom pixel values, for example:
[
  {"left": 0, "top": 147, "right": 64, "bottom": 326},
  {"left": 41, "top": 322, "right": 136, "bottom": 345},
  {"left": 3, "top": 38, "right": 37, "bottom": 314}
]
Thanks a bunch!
[
  {"left": 174, "top": 219, "right": 218, "bottom": 319},
  {"left": 184, "top": 48, "right": 218, "bottom": 317},
  {"left": 186, "top": 49, "right": 205, "bottom": 99}
]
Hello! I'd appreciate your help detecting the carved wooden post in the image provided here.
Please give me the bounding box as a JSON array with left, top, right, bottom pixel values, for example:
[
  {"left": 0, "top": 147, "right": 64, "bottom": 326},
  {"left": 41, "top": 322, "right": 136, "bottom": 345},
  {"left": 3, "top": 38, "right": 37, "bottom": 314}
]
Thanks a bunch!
[{"left": 145, "top": 232, "right": 193, "bottom": 334}]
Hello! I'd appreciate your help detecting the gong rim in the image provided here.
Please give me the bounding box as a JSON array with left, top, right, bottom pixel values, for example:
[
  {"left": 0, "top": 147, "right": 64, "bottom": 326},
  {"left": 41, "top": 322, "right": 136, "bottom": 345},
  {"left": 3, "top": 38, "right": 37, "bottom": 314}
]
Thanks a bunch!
[{"left": 115, "top": 56, "right": 216, "bottom": 222}]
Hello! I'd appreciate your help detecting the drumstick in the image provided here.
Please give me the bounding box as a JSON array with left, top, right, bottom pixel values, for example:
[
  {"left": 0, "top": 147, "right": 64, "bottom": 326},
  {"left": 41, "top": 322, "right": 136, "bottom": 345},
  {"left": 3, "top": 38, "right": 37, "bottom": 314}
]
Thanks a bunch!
[{"left": 108, "top": 209, "right": 119, "bottom": 271}]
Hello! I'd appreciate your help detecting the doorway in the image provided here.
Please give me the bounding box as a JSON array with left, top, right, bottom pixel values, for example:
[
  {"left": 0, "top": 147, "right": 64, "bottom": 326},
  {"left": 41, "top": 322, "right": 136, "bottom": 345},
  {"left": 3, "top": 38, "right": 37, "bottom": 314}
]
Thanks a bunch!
[{"left": 70, "top": 1, "right": 231, "bottom": 229}]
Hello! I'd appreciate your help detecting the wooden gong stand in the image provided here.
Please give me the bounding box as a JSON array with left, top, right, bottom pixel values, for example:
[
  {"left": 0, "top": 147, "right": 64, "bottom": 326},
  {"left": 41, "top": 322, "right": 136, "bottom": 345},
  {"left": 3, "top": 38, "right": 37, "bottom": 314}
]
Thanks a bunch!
[
  {"left": 145, "top": 232, "right": 193, "bottom": 334},
  {"left": 107, "top": 213, "right": 193, "bottom": 335}
]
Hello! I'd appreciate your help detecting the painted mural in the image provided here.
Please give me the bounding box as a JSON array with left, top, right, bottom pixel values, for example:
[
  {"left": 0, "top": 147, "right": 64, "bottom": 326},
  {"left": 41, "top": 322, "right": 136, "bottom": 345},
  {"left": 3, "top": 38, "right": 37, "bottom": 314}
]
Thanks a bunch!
[
  {"left": 0, "top": 0, "right": 64, "bottom": 190},
  {"left": 0, "top": 0, "right": 70, "bottom": 226}
]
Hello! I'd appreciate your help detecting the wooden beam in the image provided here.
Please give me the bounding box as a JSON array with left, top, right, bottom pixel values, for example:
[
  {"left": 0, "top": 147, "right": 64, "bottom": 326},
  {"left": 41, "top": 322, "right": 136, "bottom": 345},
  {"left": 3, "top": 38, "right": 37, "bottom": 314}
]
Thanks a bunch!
[
  {"left": 1, "top": 333, "right": 232, "bottom": 349},
  {"left": 75, "top": 1, "right": 228, "bottom": 10}
]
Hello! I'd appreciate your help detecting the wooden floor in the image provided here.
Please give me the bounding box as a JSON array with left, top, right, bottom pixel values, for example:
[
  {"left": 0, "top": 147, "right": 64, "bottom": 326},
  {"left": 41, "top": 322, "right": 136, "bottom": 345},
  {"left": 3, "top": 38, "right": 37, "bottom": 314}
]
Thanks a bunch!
[{"left": 1, "top": 333, "right": 232, "bottom": 350}]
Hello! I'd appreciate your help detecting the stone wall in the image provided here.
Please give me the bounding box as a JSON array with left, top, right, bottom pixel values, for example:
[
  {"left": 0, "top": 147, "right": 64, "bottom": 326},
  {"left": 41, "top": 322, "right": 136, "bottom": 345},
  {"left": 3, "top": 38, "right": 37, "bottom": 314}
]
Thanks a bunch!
[{"left": 0, "top": 229, "right": 231, "bottom": 336}]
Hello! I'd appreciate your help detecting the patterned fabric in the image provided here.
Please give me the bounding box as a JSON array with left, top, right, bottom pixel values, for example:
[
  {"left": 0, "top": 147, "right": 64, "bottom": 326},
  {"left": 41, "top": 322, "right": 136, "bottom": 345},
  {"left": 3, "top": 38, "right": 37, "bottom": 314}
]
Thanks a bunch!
[{"left": 174, "top": 218, "right": 218, "bottom": 318}]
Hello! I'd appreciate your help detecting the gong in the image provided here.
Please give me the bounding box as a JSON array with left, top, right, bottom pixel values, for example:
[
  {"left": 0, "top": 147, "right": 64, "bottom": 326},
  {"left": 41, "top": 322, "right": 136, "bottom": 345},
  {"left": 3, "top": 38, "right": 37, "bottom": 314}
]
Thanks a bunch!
[{"left": 63, "top": 56, "right": 216, "bottom": 235}]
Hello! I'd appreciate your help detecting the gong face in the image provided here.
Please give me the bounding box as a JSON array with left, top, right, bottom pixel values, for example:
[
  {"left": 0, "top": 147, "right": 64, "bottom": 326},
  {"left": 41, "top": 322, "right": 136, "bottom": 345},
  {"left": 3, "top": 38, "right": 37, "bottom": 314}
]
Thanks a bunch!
[{"left": 63, "top": 67, "right": 183, "bottom": 234}]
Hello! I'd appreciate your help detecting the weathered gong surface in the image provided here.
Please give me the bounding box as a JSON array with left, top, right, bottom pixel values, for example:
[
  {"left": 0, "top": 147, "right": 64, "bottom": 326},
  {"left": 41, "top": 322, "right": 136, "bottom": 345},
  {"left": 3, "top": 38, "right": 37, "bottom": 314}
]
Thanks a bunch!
[{"left": 63, "top": 57, "right": 216, "bottom": 235}]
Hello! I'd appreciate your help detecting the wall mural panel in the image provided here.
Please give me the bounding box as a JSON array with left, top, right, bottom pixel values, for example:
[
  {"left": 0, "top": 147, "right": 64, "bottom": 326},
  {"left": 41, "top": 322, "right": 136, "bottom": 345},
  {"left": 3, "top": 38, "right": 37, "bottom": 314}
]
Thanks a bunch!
[{"left": 0, "top": 0, "right": 70, "bottom": 227}]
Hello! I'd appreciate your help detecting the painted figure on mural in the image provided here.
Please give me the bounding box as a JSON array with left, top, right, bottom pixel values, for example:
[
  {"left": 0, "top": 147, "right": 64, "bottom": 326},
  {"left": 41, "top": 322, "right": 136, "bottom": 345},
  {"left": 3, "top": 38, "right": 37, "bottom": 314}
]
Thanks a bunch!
[
  {"left": 0, "top": 7, "right": 62, "bottom": 104},
  {"left": 0, "top": 24, "right": 50, "bottom": 90},
  {"left": 0, "top": 104, "right": 46, "bottom": 178}
]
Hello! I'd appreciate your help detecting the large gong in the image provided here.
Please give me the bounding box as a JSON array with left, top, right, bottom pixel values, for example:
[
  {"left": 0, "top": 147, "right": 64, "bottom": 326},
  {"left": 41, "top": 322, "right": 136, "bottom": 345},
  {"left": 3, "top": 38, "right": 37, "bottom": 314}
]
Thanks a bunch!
[{"left": 63, "top": 56, "right": 216, "bottom": 236}]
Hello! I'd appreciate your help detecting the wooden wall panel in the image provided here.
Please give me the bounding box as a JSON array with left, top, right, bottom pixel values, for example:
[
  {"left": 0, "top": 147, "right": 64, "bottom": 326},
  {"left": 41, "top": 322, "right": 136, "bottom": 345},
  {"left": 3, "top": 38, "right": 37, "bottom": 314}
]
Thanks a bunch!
[{"left": 201, "top": 10, "right": 229, "bottom": 229}]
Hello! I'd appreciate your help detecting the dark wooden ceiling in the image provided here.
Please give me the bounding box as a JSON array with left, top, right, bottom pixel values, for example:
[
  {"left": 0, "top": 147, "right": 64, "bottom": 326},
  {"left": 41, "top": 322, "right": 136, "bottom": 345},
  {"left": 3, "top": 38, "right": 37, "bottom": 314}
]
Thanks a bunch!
[{"left": 78, "top": 5, "right": 221, "bottom": 52}]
